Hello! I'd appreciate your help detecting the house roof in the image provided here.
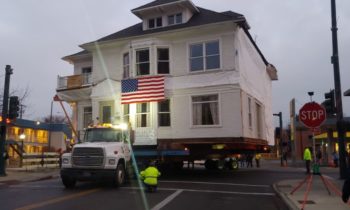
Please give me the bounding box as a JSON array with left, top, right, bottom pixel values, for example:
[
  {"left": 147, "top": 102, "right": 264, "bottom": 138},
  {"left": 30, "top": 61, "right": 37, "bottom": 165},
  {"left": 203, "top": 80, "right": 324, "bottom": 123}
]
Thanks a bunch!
[
  {"left": 11, "top": 119, "right": 72, "bottom": 138},
  {"left": 93, "top": 7, "right": 246, "bottom": 43},
  {"left": 132, "top": 0, "right": 183, "bottom": 11}
]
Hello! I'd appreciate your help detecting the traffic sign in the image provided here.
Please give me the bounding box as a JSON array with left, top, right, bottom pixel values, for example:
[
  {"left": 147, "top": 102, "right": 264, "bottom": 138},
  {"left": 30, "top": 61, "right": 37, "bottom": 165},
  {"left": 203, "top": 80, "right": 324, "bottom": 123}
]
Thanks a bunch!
[{"left": 299, "top": 102, "right": 326, "bottom": 128}]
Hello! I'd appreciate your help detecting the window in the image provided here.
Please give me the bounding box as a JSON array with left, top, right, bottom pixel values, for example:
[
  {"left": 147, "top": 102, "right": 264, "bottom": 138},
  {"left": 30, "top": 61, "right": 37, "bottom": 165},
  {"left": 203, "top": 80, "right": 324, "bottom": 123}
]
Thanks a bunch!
[
  {"left": 148, "top": 17, "right": 162, "bottom": 29},
  {"left": 136, "top": 49, "right": 150, "bottom": 76},
  {"left": 136, "top": 103, "right": 150, "bottom": 127},
  {"left": 83, "top": 106, "right": 92, "bottom": 128},
  {"left": 123, "top": 53, "right": 130, "bottom": 79},
  {"left": 168, "top": 13, "right": 182, "bottom": 25},
  {"left": 82, "top": 67, "right": 92, "bottom": 74},
  {"left": 157, "top": 48, "right": 169, "bottom": 74},
  {"left": 102, "top": 106, "right": 111, "bottom": 123},
  {"left": 82, "top": 67, "right": 92, "bottom": 84},
  {"left": 192, "top": 94, "right": 219, "bottom": 126},
  {"left": 190, "top": 41, "right": 220, "bottom": 71},
  {"left": 123, "top": 104, "right": 130, "bottom": 124},
  {"left": 158, "top": 99, "right": 170, "bottom": 127},
  {"left": 248, "top": 97, "right": 252, "bottom": 128},
  {"left": 256, "top": 103, "right": 262, "bottom": 138}
]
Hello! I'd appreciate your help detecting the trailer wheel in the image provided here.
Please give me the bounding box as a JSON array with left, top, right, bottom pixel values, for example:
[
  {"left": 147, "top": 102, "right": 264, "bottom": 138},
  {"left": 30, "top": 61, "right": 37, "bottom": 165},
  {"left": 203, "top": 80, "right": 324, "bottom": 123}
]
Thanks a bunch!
[
  {"left": 230, "top": 160, "right": 239, "bottom": 170},
  {"left": 61, "top": 176, "right": 76, "bottom": 189},
  {"left": 114, "top": 163, "right": 126, "bottom": 187}
]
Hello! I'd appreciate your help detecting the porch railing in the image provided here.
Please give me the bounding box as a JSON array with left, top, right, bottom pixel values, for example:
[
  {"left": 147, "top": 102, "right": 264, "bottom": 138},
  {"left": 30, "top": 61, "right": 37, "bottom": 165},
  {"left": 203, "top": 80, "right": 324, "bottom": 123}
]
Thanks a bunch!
[{"left": 57, "top": 73, "right": 92, "bottom": 90}]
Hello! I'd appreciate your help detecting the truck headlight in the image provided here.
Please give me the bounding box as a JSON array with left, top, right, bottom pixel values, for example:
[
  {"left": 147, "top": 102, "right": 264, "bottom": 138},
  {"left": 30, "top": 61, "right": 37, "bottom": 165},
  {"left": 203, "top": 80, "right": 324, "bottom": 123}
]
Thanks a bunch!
[
  {"left": 62, "top": 158, "right": 69, "bottom": 164},
  {"left": 108, "top": 159, "right": 116, "bottom": 165}
]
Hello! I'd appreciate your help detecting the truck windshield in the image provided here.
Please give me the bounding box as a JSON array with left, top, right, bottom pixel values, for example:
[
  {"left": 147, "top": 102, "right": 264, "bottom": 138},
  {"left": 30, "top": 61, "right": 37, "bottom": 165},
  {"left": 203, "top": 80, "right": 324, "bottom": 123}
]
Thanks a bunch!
[{"left": 84, "top": 128, "right": 123, "bottom": 142}]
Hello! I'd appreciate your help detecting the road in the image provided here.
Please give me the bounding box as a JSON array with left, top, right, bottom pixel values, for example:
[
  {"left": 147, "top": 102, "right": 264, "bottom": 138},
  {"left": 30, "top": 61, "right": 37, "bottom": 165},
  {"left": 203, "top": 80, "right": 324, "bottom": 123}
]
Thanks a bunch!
[{"left": 0, "top": 161, "right": 316, "bottom": 210}]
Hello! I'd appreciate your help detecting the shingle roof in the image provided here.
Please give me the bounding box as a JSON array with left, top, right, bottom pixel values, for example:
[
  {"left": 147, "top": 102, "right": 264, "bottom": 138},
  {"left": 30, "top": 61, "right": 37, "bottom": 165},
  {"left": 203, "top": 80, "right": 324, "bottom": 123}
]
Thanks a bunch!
[
  {"left": 132, "top": 0, "right": 183, "bottom": 11},
  {"left": 95, "top": 7, "right": 245, "bottom": 43}
]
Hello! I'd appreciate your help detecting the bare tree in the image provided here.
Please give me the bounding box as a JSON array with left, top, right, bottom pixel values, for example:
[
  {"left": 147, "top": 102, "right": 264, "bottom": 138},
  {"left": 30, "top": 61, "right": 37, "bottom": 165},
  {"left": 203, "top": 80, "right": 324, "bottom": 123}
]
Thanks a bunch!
[
  {"left": 0, "top": 85, "right": 31, "bottom": 118},
  {"left": 41, "top": 115, "right": 67, "bottom": 124}
]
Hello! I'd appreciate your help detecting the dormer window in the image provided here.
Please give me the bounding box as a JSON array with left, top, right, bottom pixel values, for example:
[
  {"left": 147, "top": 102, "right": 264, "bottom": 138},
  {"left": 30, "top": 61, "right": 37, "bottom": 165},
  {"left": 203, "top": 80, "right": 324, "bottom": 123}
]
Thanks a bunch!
[
  {"left": 148, "top": 17, "right": 162, "bottom": 29},
  {"left": 168, "top": 13, "right": 182, "bottom": 25}
]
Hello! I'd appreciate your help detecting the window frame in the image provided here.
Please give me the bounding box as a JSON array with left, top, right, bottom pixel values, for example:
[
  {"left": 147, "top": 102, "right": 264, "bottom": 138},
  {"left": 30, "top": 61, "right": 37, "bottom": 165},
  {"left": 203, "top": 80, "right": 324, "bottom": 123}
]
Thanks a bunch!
[
  {"left": 148, "top": 17, "right": 162, "bottom": 29},
  {"left": 248, "top": 97, "right": 252, "bottom": 129},
  {"left": 83, "top": 106, "right": 93, "bottom": 128},
  {"left": 135, "top": 48, "right": 150, "bottom": 76},
  {"left": 123, "top": 104, "right": 130, "bottom": 124},
  {"left": 158, "top": 99, "right": 171, "bottom": 127},
  {"left": 189, "top": 40, "right": 220, "bottom": 72},
  {"left": 136, "top": 102, "right": 150, "bottom": 128},
  {"left": 157, "top": 47, "right": 170, "bottom": 74},
  {"left": 168, "top": 13, "right": 182, "bottom": 25},
  {"left": 191, "top": 94, "right": 221, "bottom": 127},
  {"left": 123, "top": 52, "right": 130, "bottom": 79}
]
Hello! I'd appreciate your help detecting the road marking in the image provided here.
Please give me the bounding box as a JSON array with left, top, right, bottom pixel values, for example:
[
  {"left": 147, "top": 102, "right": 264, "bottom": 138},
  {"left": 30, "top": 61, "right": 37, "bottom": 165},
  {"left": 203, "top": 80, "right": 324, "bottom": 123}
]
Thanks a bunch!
[
  {"left": 14, "top": 188, "right": 101, "bottom": 210},
  {"left": 10, "top": 185, "right": 63, "bottom": 189},
  {"left": 121, "top": 187, "right": 275, "bottom": 196},
  {"left": 151, "top": 189, "right": 183, "bottom": 210},
  {"left": 160, "top": 180, "right": 269, "bottom": 188}
]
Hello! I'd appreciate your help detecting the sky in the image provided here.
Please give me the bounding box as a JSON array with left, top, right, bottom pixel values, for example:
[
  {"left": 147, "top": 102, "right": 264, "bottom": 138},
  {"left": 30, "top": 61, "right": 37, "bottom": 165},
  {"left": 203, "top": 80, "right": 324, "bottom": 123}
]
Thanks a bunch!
[{"left": 0, "top": 0, "right": 349, "bottom": 127}]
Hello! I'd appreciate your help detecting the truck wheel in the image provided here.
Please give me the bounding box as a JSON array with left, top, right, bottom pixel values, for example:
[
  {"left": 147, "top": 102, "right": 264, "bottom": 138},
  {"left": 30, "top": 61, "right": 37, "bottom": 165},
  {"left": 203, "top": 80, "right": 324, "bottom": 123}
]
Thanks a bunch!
[
  {"left": 61, "top": 176, "right": 76, "bottom": 189},
  {"left": 114, "top": 163, "right": 126, "bottom": 187},
  {"left": 230, "top": 160, "right": 239, "bottom": 170}
]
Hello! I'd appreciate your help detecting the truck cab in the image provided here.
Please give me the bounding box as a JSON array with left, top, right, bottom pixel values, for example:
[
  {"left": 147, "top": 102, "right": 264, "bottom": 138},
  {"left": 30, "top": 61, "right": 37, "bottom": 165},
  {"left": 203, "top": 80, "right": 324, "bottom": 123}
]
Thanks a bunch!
[{"left": 60, "top": 124, "right": 131, "bottom": 188}]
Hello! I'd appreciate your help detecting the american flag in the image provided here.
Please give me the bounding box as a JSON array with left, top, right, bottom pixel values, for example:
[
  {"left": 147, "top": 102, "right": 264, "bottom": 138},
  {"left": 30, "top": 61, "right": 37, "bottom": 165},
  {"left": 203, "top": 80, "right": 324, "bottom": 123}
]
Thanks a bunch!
[{"left": 121, "top": 76, "right": 165, "bottom": 104}]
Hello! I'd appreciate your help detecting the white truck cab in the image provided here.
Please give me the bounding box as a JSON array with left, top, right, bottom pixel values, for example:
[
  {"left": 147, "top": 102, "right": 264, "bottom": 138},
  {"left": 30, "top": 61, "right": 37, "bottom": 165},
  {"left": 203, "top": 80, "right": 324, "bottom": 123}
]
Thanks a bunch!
[{"left": 60, "top": 124, "right": 132, "bottom": 188}]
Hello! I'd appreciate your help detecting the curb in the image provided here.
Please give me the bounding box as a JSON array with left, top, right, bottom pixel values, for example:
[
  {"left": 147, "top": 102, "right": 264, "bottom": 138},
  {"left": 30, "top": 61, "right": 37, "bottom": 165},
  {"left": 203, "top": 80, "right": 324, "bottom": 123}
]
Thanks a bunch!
[{"left": 272, "top": 183, "right": 299, "bottom": 210}]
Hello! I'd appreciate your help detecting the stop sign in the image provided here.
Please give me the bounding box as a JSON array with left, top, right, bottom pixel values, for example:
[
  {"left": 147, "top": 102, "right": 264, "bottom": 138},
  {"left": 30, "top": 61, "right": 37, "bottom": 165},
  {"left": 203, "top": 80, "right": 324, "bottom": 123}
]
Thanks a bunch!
[{"left": 299, "top": 102, "right": 326, "bottom": 128}]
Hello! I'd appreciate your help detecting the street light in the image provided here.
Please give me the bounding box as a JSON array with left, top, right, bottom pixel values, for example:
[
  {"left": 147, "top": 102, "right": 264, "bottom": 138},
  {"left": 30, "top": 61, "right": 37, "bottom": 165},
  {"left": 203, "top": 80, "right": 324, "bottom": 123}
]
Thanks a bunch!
[{"left": 273, "top": 112, "right": 283, "bottom": 166}]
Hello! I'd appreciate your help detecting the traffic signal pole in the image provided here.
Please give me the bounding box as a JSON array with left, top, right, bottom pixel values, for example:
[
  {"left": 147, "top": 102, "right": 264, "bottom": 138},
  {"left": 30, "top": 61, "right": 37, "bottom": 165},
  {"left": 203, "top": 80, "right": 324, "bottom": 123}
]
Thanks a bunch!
[
  {"left": 0, "top": 65, "right": 13, "bottom": 176},
  {"left": 330, "top": 0, "right": 347, "bottom": 179}
]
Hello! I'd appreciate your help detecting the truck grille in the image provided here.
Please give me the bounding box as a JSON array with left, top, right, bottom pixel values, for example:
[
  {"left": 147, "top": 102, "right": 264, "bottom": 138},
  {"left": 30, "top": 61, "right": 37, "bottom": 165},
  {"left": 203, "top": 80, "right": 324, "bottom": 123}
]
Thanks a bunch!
[{"left": 72, "top": 147, "right": 104, "bottom": 167}]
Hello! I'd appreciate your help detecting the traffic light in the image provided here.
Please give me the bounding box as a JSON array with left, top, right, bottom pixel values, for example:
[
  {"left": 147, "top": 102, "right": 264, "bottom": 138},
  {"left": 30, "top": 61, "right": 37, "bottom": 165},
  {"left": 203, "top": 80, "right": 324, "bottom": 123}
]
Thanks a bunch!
[
  {"left": 8, "top": 96, "right": 20, "bottom": 119},
  {"left": 322, "top": 89, "right": 336, "bottom": 115}
]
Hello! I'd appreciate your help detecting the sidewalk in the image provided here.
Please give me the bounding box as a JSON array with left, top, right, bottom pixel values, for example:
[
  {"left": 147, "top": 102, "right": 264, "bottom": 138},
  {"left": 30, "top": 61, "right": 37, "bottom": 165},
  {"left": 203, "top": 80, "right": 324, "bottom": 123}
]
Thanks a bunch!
[
  {"left": 272, "top": 162, "right": 350, "bottom": 210},
  {"left": 0, "top": 167, "right": 60, "bottom": 186}
]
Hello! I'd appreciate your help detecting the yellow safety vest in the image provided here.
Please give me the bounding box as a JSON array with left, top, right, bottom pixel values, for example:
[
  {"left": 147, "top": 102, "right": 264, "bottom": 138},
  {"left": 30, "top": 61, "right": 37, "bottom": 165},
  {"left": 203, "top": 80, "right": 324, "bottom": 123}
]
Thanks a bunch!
[
  {"left": 140, "top": 166, "right": 161, "bottom": 186},
  {"left": 304, "top": 148, "right": 312, "bottom": 161}
]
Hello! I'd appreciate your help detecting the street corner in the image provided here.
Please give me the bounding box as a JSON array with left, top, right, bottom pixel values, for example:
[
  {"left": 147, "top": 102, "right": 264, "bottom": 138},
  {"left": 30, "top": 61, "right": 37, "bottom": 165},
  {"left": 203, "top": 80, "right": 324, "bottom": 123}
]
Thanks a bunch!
[{"left": 273, "top": 180, "right": 299, "bottom": 210}]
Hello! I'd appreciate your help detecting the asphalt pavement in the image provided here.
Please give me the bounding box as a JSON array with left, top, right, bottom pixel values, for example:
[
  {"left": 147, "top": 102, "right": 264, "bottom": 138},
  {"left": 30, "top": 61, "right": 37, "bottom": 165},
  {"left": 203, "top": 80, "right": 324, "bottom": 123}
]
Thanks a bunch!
[{"left": 0, "top": 160, "right": 349, "bottom": 210}]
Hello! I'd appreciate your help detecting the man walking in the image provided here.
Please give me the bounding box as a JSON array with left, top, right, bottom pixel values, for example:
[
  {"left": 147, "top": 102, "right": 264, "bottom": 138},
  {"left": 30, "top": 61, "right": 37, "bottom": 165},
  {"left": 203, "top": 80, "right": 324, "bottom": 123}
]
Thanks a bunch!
[{"left": 304, "top": 147, "right": 312, "bottom": 174}]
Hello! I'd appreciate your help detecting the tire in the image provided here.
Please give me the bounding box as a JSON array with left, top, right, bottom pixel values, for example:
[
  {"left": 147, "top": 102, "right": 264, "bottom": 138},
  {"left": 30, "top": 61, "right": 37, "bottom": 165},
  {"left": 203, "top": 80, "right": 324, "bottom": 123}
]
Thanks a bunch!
[
  {"left": 114, "top": 163, "right": 126, "bottom": 187},
  {"left": 61, "top": 176, "right": 76, "bottom": 189},
  {"left": 230, "top": 160, "right": 239, "bottom": 170}
]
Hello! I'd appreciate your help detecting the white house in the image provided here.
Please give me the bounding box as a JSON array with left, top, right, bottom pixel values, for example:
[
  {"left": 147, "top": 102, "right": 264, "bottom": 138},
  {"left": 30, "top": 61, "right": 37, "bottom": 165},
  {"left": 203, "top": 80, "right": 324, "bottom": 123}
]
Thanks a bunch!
[{"left": 57, "top": 0, "right": 277, "bottom": 154}]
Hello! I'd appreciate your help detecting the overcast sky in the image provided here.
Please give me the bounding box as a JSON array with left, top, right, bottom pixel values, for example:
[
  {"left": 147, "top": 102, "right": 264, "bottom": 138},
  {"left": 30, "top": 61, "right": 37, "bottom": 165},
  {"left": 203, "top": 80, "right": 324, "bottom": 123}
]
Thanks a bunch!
[{"left": 0, "top": 0, "right": 349, "bottom": 126}]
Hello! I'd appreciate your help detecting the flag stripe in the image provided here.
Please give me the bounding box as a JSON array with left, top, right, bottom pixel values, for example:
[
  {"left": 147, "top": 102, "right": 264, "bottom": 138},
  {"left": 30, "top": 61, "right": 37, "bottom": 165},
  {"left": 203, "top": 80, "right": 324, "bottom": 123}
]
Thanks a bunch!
[{"left": 121, "top": 75, "right": 165, "bottom": 104}]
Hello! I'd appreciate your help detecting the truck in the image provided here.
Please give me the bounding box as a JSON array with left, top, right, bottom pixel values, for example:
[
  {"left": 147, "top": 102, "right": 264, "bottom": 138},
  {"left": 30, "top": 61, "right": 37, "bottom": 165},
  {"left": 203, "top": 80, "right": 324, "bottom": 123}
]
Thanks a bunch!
[
  {"left": 60, "top": 124, "right": 133, "bottom": 188},
  {"left": 60, "top": 122, "right": 269, "bottom": 188}
]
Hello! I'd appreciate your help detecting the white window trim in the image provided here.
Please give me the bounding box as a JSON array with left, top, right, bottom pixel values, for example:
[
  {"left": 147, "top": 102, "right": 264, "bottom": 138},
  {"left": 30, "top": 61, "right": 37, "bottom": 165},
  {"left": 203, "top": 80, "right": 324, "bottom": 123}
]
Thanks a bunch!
[
  {"left": 190, "top": 93, "right": 222, "bottom": 128},
  {"left": 148, "top": 16, "right": 163, "bottom": 29},
  {"left": 136, "top": 102, "right": 151, "bottom": 128},
  {"left": 187, "top": 39, "right": 221, "bottom": 73},
  {"left": 248, "top": 96, "right": 253, "bottom": 129},
  {"left": 158, "top": 99, "right": 171, "bottom": 127},
  {"left": 168, "top": 13, "right": 183, "bottom": 26},
  {"left": 135, "top": 48, "right": 150, "bottom": 76},
  {"left": 155, "top": 46, "right": 171, "bottom": 75},
  {"left": 122, "top": 52, "right": 130, "bottom": 79}
]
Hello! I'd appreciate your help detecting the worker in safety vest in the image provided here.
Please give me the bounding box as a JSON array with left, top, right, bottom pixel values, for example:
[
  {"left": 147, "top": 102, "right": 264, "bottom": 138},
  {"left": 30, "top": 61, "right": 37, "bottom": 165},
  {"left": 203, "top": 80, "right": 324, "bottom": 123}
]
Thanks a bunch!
[
  {"left": 140, "top": 161, "right": 161, "bottom": 192},
  {"left": 303, "top": 147, "right": 312, "bottom": 174},
  {"left": 255, "top": 153, "right": 262, "bottom": 168}
]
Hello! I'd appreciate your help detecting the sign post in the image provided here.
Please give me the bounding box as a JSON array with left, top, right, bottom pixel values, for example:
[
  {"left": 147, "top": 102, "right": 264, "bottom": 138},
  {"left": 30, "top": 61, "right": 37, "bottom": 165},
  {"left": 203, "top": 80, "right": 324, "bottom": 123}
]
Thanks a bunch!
[{"left": 299, "top": 102, "right": 326, "bottom": 161}]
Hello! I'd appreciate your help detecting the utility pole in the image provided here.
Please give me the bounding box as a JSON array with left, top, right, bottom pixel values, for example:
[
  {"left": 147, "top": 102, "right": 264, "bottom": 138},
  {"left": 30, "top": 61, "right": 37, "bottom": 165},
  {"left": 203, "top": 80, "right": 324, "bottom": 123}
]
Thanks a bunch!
[
  {"left": 330, "top": 0, "right": 347, "bottom": 179},
  {"left": 0, "top": 65, "right": 13, "bottom": 176}
]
